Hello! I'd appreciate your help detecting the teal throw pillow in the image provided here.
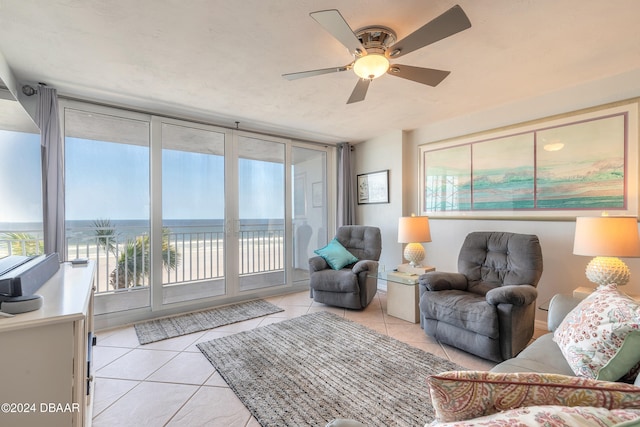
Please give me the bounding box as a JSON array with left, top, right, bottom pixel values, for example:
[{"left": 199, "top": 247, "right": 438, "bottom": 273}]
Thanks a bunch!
[{"left": 314, "top": 238, "right": 358, "bottom": 270}]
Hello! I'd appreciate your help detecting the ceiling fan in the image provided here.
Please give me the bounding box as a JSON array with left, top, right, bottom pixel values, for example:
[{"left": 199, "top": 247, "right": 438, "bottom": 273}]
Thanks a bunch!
[{"left": 283, "top": 5, "right": 471, "bottom": 104}]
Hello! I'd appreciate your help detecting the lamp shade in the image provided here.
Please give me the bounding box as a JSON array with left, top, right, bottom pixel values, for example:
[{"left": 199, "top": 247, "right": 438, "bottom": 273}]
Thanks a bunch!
[
  {"left": 398, "top": 216, "right": 431, "bottom": 243},
  {"left": 353, "top": 54, "right": 390, "bottom": 80},
  {"left": 573, "top": 216, "right": 640, "bottom": 257}
]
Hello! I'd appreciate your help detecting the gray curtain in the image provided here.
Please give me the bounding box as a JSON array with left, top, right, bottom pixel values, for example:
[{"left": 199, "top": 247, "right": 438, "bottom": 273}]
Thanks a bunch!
[
  {"left": 337, "top": 142, "right": 355, "bottom": 227},
  {"left": 36, "top": 85, "right": 65, "bottom": 258}
]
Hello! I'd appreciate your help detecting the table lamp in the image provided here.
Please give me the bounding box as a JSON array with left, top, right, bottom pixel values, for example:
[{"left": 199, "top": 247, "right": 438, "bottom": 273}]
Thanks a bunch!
[
  {"left": 398, "top": 215, "right": 431, "bottom": 267},
  {"left": 573, "top": 215, "right": 640, "bottom": 287}
]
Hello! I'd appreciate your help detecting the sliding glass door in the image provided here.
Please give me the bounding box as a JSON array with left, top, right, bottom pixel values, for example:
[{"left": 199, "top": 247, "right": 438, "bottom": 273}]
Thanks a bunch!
[
  {"left": 65, "top": 107, "right": 151, "bottom": 314},
  {"left": 160, "top": 120, "right": 227, "bottom": 304},
  {"left": 62, "top": 100, "right": 334, "bottom": 317},
  {"left": 0, "top": 97, "right": 43, "bottom": 258},
  {"left": 236, "top": 134, "right": 286, "bottom": 291},
  {"left": 291, "top": 145, "right": 328, "bottom": 283}
]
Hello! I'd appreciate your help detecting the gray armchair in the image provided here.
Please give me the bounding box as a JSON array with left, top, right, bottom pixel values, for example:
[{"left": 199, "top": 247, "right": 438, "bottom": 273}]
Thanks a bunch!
[
  {"left": 418, "top": 232, "right": 543, "bottom": 362},
  {"left": 309, "top": 226, "right": 382, "bottom": 309}
]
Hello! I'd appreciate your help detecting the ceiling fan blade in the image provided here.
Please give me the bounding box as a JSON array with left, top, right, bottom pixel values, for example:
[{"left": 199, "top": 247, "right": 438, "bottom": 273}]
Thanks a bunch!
[
  {"left": 388, "top": 64, "right": 450, "bottom": 87},
  {"left": 347, "top": 79, "right": 370, "bottom": 104},
  {"left": 386, "top": 4, "right": 471, "bottom": 59},
  {"left": 282, "top": 65, "right": 349, "bottom": 80},
  {"left": 310, "top": 9, "right": 366, "bottom": 56}
]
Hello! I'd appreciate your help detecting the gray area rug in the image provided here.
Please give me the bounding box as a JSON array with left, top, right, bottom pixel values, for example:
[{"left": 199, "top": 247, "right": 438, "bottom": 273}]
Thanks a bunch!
[
  {"left": 197, "top": 311, "right": 463, "bottom": 427},
  {"left": 134, "top": 299, "right": 283, "bottom": 344}
]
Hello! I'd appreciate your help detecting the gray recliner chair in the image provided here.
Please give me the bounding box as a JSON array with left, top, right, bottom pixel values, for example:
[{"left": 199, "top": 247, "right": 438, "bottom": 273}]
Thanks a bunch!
[
  {"left": 309, "top": 226, "right": 381, "bottom": 309},
  {"left": 418, "top": 231, "right": 543, "bottom": 362}
]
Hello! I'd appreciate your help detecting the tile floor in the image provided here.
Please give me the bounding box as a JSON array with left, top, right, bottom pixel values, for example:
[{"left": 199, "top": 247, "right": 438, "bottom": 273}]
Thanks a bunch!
[{"left": 92, "top": 290, "right": 547, "bottom": 426}]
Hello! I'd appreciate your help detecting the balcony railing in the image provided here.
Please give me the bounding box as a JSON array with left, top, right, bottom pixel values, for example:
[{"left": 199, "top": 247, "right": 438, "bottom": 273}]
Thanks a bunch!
[
  {"left": 0, "top": 233, "right": 45, "bottom": 257},
  {"left": 1, "top": 223, "right": 285, "bottom": 295}
]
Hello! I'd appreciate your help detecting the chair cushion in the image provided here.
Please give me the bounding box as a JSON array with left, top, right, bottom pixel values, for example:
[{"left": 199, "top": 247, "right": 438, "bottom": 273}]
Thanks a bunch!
[
  {"left": 334, "top": 225, "right": 381, "bottom": 261},
  {"left": 309, "top": 269, "right": 359, "bottom": 293},
  {"left": 420, "top": 290, "right": 499, "bottom": 339},
  {"left": 458, "top": 232, "right": 543, "bottom": 295},
  {"left": 490, "top": 333, "right": 575, "bottom": 376},
  {"left": 314, "top": 238, "right": 358, "bottom": 270},
  {"left": 553, "top": 284, "right": 640, "bottom": 381}
]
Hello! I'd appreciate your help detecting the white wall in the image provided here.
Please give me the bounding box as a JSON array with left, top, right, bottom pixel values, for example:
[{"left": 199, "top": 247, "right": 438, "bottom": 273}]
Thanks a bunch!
[
  {"left": 356, "top": 68, "right": 640, "bottom": 323},
  {"left": 353, "top": 130, "right": 405, "bottom": 277}
]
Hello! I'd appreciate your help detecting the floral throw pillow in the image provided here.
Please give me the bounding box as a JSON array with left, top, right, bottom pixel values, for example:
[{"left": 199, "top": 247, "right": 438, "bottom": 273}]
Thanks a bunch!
[{"left": 553, "top": 284, "right": 640, "bottom": 381}]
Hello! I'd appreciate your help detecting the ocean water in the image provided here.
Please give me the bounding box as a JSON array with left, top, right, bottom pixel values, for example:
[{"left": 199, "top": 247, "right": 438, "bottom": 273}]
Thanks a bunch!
[{"left": 0, "top": 218, "right": 285, "bottom": 239}]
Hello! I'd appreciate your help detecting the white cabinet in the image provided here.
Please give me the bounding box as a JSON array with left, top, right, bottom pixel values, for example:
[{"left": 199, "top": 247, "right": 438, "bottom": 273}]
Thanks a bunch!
[
  {"left": 378, "top": 269, "right": 435, "bottom": 323},
  {"left": 0, "top": 261, "right": 95, "bottom": 427}
]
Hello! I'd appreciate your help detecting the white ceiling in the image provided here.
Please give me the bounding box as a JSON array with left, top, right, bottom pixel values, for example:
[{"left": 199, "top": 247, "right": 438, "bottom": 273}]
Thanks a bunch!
[{"left": 1, "top": 0, "right": 639, "bottom": 144}]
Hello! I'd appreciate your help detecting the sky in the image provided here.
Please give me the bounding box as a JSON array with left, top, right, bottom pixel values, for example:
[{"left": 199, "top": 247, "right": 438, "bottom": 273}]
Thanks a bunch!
[
  {"left": 0, "top": 130, "right": 42, "bottom": 223},
  {"left": 0, "top": 130, "right": 285, "bottom": 224}
]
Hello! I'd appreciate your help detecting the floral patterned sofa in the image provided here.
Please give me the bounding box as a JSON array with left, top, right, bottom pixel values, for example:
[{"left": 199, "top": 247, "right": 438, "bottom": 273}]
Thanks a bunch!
[
  {"left": 328, "top": 285, "right": 640, "bottom": 426},
  {"left": 427, "top": 284, "right": 640, "bottom": 426}
]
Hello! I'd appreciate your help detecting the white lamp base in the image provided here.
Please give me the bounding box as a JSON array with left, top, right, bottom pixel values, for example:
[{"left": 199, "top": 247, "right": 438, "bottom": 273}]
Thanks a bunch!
[
  {"left": 586, "top": 256, "right": 630, "bottom": 287},
  {"left": 404, "top": 242, "right": 425, "bottom": 267}
]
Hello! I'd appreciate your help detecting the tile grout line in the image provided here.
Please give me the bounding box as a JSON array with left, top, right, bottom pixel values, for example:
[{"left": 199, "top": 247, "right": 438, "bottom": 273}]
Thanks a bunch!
[
  {"left": 92, "top": 378, "right": 144, "bottom": 420},
  {"left": 161, "top": 384, "right": 204, "bottom": 427},
  {"left": 93, "top": 290, "right": 523, "bottom": 425}
]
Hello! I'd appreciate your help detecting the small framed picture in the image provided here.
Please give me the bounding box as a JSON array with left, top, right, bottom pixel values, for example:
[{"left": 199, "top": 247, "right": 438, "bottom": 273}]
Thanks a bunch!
[{"left": 357, "top": 170, "right": 389, "bottom": 204}]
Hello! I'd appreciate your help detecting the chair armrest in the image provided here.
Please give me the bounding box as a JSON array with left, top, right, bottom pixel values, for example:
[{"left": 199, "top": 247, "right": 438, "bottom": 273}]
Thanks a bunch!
[
  {"left": 309, "top": 256, "right": 329, "bottom": 273},
  {"left": 418, "top": 271, "right": 468, "bottom": 291},
  {"left": 547, "top": 294, "right": 582, "bottom": 332},
  {"left": 486, "top": 285, "right": 537, "bottom": 306},
  {"left": 351, "top": 260, "right": 378, "bottom": 275}
]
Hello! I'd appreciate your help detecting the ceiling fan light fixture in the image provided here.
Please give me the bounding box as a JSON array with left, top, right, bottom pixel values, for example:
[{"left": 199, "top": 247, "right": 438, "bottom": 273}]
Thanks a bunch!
[
  {"left": 286, "top": 6, "right": 472, "bottom": 103},
  {"left": 353, "top": 54, "right": 389, "bottom": 80}
]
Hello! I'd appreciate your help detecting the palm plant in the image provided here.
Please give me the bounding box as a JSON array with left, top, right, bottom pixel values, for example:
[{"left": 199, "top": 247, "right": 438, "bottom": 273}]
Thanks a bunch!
[
  {"left": 93, "top": 220, "right": 179, "bottom": 289},
  {"left": 110, "top": 235, "right": 149, "bottom": 289},
  {"left": 110, "top": 229, "right": 179, "bottom": 289},
  {"left": 93, "top": 218, "right": 118, "bottom": 255},
  {"left": 1, "top": 232, "right": 44, "bottom": 256}
]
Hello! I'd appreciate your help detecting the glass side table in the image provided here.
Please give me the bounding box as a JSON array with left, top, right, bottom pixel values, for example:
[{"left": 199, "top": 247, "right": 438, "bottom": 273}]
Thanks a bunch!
[
  {"left": 372, "top": 268, "right": 435, "bottom": 323},
  {"left": 538, "top": 298, "right": 550, "bottom": 312}
]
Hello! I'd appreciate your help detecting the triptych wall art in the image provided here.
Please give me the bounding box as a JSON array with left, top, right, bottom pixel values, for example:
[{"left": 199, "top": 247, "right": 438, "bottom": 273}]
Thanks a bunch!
[{"left": 419, "top": 102, "right": 638, "bottom": 219}]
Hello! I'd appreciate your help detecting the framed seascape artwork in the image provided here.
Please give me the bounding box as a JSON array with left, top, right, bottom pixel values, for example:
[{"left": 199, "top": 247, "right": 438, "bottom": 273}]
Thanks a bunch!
[
  {"left": 357, "top": 170, "right": 389, "bottom": 204},
  {"left": 419, "top": 101, "right": 639, "bottom": 219}
]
